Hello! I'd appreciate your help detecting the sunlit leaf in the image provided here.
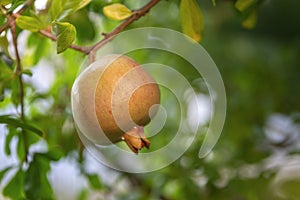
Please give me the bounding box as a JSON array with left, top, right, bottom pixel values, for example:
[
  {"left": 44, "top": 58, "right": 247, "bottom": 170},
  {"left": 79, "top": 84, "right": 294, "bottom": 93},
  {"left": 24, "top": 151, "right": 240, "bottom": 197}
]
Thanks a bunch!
[
  {"left": 66, "top": 0, "right": 92, "bottom": 11},
  {"left": 180, "top": 0, "right": 204, "bottom": 42},
  {"left": 0, "top": 115, "right": 44, "bottom": 136},
  {"left": 9, "top": 0, "right": 27, "bottom": 12},
  {"left": 87, "top": 173, "right": 102, "bottom": 189},
  {"left": 242, "top": 9, "right": 258, "bottom": 29},
  {"left": 0, "top": 35, "right": 10, "bottom": 56},
  {"left": 103, "top": 3, "right": 133, "bottom": 21},
  {"left": 53, "top": 21, "right": 76, "bottom": 53},
  {"left": 50, "top": 0, "right": 91, "bottom": 21},
  {"left": 212, "top": 0, "right": 216, "bottom": 6},
  {"left": 16, "top": 15, "right": 46, "bottom": 32},
  {"left": 279, "top": 179, "right": 300, "bottom": 199},
  {"left": 235, "top": 0, "right": 256, "bottom": 12},
  {"left": 3, "top": 168, "right": 26, "bottom": 199},
  {"left": 0, "top": 0, "right": 11, "bottom": 6},
  {"left": 49, "top": 0, "right": 64, "bottom": 20}
]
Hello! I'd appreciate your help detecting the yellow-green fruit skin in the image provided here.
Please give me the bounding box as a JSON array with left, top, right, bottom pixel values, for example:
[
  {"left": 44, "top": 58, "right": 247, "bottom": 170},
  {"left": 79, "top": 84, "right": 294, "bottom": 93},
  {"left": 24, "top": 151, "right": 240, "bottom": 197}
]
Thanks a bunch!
[{"left": 71, "top": 54, "right": 160, "bottom": 145}]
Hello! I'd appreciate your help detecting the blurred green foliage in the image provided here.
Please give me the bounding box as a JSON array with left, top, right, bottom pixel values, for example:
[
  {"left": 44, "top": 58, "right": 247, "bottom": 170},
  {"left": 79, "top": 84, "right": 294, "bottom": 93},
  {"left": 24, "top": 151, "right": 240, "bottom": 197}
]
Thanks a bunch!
[{"left": 0, "top": 0, "right": 300, "bottom": 199}]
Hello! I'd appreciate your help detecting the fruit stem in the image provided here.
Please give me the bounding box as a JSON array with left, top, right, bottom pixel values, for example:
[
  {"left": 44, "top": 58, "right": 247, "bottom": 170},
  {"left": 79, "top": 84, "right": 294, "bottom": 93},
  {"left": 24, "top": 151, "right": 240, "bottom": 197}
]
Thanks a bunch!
[{"left": 122, "top": 126, "right": 150, "bottom": 154}]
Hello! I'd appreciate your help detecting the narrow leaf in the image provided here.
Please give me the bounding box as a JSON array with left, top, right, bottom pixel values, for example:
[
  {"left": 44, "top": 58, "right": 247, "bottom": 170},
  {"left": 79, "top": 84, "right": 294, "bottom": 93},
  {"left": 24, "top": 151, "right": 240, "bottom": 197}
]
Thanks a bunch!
[
  {"left": 0, "top": 115, "right": 44, "bottom": 136},
  {"left": 17, "top": 135, "right": 26, "bottom": 161},
  {"left": 235, "top": 0, "right": 256, "bottom": 12},
  {"left": 4, "top": 129, "right": 15, "bottom": 156},
  {"left": 53, "top": 21, "right": 76, "bottom": 53},
  {"left": 87, "top": 174, "right": 102, "bottom": 189},
  {"left": 16, "top": 15, "right": 46, "bottom": 32},
  {"left": 74, "top": 0, "right": 91, "bottom": 11},
  {"left": 0, "top": 35, "right": 10, "bottom": 56},
  {"left": 0, "top": 166, "right": 11, "bottom": 181},
  {"left": 11, "top": 78, "right": 20, "bottom": 106},
  {"left": 103, "top": 3, "right": 133, "bottom": 21},
  {"left": 3, "top": 168, "right": 26, "bottom": 199},
  {"left": 21, "top": 69, "right": 33, "bottom": 76},
  {"left": 212, "top": 0, "right": 216, "bottom": 6},
  {"left": 180, "top": 0, "right": 204, "bottom": 42},
  {"left": 242, "top": 9, "right": 258, "bottom": 29},
  {"left": 9, "top": 0, "right": 26, "bottom": 12}
]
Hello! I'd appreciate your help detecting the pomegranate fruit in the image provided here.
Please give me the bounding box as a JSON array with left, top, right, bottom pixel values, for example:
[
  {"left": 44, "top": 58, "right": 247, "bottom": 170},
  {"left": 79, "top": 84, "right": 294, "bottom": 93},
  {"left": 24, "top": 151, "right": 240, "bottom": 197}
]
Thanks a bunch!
[{"left": 71, "top": 54, "right": 160, "bottom": 154}]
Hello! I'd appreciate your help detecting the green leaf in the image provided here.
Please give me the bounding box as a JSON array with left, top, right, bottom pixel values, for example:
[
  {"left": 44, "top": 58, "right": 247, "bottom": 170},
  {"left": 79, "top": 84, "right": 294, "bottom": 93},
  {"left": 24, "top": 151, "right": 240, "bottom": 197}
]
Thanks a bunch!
[
  {"left": 17, "top": 135, "right": 26, "bottom": 161},
  {"left": 27, "top": 33, "right": 49, "bottom": 65},
  {"left": 235, "top": 0, "right": 256, "bottom": 12},
  {"left": 0, "top": 35, "right": 10, "bottom": 56},
  {"left": 65, "top": 0, "right": 91, "bottom": 12},
  {"left": 53, "top": 21, "right": 76, "bottom": 53},
  {"left": 25, "top": 154, "right": 54, "bottom": 199},
  {"left": 0, "top": 0, "right": 11, "bottom": 6},
  {"left": 87, "top": 173, "right": 102, "bottom": 189},
  {"left": 4, "top": 128, "right": 15, "bottom": 156},
  {"left": 11, "top": 77, "right": 20, "bottom": 106},
  {"left": 49, "top": 0, "right": 91, "bottom": 20},
  {"left": 21, "top": 69, "right": 33, "bottom": 76},
  {"left": 49, "top": 0, "right": 64, "bottom": 20},
  {"left": 16, "top": 15, "right": 46, "bottom": 32},
  {"left": 212, "top": 0, "right": 216, "bottom": 6},
  {"left": 25, "top": 131, "right": 40, "bottom": 147},
  {"left": 180, "top": 0, "right": 204, "bottom": 42},
  {"left": 279, "top": 179, "right": 300, "bottom": 199},
  {"left": 0, "top": 166, "right": 11, "bottom": 181},
  {"left": 67, "top": 9, "right": 95, "bottom": 42},
  {"left": 9, "top": 0, "right": 26, "bottom": 12},
  {"left": 0, "top": 115, "right": 44, "bottom": 136},
  {"left": 3, "top": 168, "right": 26, "bottom": 199},
  {"left": 77, "top": 189, "right": 89, "bottom": 200},
  {"left": 103, "top": 3, "right": 133, "bottom": 21},
  {"left": 38, "top": 148, "right": 64, "bottom": 161},
  {"left": 242, "top": 9, "right": 258, "bottom": 29},
  {"left": 0, "top": 64, "right": 13, "bottom": 102}
]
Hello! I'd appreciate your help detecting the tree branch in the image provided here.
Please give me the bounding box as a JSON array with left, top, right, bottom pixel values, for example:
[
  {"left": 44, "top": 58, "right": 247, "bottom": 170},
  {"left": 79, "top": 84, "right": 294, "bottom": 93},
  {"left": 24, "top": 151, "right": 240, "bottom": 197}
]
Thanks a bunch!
[
  {"left": 87, "top": 0, "right": 161, "bottom": 64},
  {"left": 11, "top": 18, "right": 29, "bottom": 163},
  {"left": 10, "top": 20, "right": 24, "bottom": 120},
  {"left": 2, "top": 0, "right": 161, "bottom": 62},
  {"left": 39, "top": 29, "right": 89, "bottom": 53},
  {"left": 0, "top": 0, "right": 34, "bottom": 34}
]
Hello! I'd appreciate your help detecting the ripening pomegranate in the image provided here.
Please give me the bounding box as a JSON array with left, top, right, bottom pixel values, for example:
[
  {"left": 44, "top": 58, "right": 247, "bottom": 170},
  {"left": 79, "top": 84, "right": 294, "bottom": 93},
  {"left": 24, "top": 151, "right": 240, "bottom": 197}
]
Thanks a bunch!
[{"left": 71, "top": 54, "right": 160, "bottom": 154}]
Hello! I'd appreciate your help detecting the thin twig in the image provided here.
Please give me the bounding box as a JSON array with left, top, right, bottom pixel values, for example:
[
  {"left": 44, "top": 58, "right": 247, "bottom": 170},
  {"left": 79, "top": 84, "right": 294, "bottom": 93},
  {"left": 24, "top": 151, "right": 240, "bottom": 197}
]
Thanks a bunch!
[
  {"left": 87, "top": 0, "right": 161, "bottom": 64},
  {"left": 0, "top": 0, "right": 34, "bottom": 34},
  {"left": 39, "top": 30, "right": 89, "bottom": 53},
  {"left": 11, "top": 19, "right": 28, "bottom": 163},
  {"left": 11, "top": 20, "right": 24, "bottom": 119}
]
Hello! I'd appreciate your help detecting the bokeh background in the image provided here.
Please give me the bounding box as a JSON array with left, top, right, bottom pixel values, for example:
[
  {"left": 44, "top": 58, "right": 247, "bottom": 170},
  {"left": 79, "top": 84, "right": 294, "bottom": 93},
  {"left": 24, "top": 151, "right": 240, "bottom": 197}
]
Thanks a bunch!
[{"left": 1, "top": 0, "right": 300, "bottom": 199}]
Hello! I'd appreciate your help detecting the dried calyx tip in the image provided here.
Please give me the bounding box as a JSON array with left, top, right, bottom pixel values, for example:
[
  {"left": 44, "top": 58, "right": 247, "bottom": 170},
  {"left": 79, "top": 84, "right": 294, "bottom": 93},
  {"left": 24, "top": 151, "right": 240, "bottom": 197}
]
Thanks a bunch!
[{"left": 122, "top": 126, "right": 150, "bottom": 154}]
